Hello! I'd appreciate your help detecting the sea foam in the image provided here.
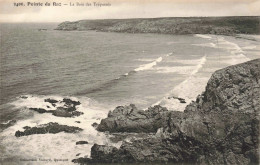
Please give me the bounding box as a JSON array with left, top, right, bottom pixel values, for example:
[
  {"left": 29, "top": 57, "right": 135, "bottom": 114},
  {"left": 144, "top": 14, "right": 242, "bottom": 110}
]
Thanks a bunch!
[
  {"left": 154, "top": 55, "right": 208, "bottom": 111},
  {"left": 0, "top": 95, "right": 119, "bottom": 164},
  {"left": 195, "top": 34, "right": 212, "bottom": 39}
]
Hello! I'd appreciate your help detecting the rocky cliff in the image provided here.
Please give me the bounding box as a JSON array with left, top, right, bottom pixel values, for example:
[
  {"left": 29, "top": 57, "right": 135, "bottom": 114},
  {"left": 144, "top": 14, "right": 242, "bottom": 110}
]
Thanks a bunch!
[
  {"left": 73, "top": 59, "right": 260, "bottom": 164},
  {"left": 97, "top": 104, "right": 170, "bottom": 133},
  {"left": 56, "top": 16, "right": 260, "bottom": 35}
]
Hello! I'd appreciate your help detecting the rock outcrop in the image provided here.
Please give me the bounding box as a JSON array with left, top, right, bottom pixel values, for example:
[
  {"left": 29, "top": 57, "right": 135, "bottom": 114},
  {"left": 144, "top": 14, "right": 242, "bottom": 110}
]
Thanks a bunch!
[
  {"left": 97, "top": 104, "right": 169, "bottom": 133},
  {"left": 168, "top": 96, "right": 186, "bottom": 103},
  {"left": 76, "top": 141, "right": 89, "bottom": 145},
  {"left": 199, "top": 59, "right": 259, "bottom": 113},
  {"left": 15, "top": 122, "right": 83, "bottom": 137},
  {"left": 29, "top": 98, "right": 83, "bottom": 117},
  {"left": 74, "top": 59, "right": 260, "bottom": 164}
]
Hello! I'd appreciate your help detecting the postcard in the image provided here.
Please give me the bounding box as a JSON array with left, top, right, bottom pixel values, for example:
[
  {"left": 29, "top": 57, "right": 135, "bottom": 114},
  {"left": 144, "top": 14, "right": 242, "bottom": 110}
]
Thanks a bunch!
[{"left": 0, "top": 0, "right": 259, "bottom": 164}]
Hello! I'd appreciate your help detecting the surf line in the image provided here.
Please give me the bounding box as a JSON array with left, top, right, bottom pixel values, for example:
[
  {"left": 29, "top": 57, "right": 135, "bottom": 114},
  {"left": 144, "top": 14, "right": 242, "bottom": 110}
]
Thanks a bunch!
[
  {"left": 79, "top": 52, "right": 174, "bottom": 95},
  {"left": 152, "top": 55, "right": 208, "bottom": 110},
  {"left": 123, "top": 52, "right": 174, "bottom": 77},
  {"left": 134, "top": 52, "right": 174, "bottom": 72}
]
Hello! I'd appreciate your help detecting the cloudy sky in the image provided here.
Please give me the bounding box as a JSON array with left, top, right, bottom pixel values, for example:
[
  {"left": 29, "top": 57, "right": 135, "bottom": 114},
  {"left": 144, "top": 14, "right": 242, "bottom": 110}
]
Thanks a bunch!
[{"left": 0, "top": 0, "right": 259, "bottom": 22}]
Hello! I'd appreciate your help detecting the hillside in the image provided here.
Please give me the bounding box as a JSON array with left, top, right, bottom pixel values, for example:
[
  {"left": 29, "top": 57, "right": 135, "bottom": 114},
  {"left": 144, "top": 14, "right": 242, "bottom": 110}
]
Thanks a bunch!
[{"left": 55, "top": 16, "right": 260, "bottom": 35}]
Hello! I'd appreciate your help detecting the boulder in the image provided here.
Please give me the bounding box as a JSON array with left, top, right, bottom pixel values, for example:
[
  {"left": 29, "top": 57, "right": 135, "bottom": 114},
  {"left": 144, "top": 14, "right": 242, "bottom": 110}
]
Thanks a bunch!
[
  {"left": 44, "top": 98, "right": 58, "bottom": 107},
  {"left": 29, "top": 98, "right": 83, "bottom": 117},
  {"left": 168, "top": 96, "right": 187, "bottom": 103},
  {"left": 29, "top": 108, "right": 52, "bottom": 114},
  {"left": 62, "top": 98, "right": 80, "bottom": 107},
  {"left": 91, "top": 122, "right": 98, "bottom": 128},
  {"left": 72, "top": 144, "right": 119, "bottom": 164},
  {"left": 15, "top": 122, "right": 83, "bottom": 137},
  {"left": 76, "top": 141, "right": 89, "bottom": 145},
  {"left": 52, "top": 108, "right": 83, "bottom": 117},
  {"left": 44, "top": 98, "right": 58, "bottom": 104}
]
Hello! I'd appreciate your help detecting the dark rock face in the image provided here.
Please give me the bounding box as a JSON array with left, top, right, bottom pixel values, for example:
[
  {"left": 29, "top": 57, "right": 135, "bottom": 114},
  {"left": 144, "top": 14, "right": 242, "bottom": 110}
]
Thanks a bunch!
[
  {"left": 91, "top": 122, "right": 98, "bottom": 128},
  {"left": 168, "top": 96, "right": 186, "bottom": 103},
  {"left": 76, "top": 141, "right": 89, "bottom": 145},
  {"left": 75, "top": 59, "right": 260, "bottom": 164},
  {"left": 29, "top": 108, "right": 53, "bottom": 114},
  {"left": 15, "top": 122, "right": 83, "bottom": 137},
  {"left": 91, "top": 144, "right": 118, "bottom": 162},
  {"left": 97, "top": 104, "right": 169, "bottom": 133},
  {"left": 72, "top": 144, "right": 119, "bottom": 164},
  {"left": 62, "top": 98, "right": 80, "bottom": 106},
  {"left": 44, "top": 98, "right": 58, "bottom": 104},
  {"left": 52, "top": 107, "right": 83, "bottom": 117},
  {"left": 20, "top": 96, "right": 28, "bottom": 99},
  {"left": 199, "top": 59, "right": 260, "bottom": 113}
]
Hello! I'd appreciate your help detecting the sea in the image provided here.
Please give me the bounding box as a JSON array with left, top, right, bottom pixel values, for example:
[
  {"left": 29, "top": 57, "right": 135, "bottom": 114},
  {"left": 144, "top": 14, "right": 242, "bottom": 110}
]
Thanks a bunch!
[{"left": 0, "top": 23, "right": 259, "bottom": 164}]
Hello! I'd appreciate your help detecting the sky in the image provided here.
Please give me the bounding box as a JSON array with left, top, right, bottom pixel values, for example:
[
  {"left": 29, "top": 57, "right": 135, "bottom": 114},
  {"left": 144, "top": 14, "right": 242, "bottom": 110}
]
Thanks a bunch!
[{"left": 0, "top": 0, "right": 259, "bottom": 22}]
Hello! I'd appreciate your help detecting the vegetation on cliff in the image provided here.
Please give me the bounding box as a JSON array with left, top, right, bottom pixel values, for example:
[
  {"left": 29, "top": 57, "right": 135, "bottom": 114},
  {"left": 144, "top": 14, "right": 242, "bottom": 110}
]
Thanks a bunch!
[{"left": 56, "top": 16, "right": 260, "bottom": 35}]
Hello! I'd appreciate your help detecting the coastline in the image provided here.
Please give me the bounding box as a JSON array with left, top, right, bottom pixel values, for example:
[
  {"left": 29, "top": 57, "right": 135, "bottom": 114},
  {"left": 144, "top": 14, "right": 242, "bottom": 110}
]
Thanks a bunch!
[
  {"left": 0, "top": 21, "right": 259, "bottom": 164},
  {"left": 1, "top": 58, "right": 259, "bottom": 165},
  {"left": 55, "top": 16, "right": 260, "bottom": 35},
  {"left": 73, "top": 58, "right": 260, "bottom": 164}
]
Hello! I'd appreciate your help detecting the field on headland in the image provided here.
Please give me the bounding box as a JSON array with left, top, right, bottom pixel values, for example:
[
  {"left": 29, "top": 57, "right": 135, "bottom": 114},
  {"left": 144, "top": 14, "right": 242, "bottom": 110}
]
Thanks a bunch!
[{"left": 56, "top": 16, "right": 260, "bottom": 35}]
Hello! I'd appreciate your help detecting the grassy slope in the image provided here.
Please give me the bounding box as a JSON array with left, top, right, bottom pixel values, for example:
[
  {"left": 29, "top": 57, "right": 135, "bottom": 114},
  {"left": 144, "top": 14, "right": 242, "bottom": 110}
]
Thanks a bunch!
[{"left": 55, "top": 16, "right": 260, "bottom": 35}]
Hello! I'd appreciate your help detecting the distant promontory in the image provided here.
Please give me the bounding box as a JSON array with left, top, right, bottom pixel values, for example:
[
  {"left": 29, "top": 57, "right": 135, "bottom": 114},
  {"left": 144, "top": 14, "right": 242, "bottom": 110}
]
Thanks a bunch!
[{"left": 55, "top": 16, "right": 260, "bottom": 35}]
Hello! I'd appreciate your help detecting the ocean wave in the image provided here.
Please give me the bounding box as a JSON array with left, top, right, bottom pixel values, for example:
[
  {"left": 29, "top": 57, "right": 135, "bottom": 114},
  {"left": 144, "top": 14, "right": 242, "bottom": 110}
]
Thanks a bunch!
[
  {"left": 136, "top": 58, "right": 157, "bottom": 62},
  {"left": 191, "top": 56, "right": 207, "bottom": 75},
  {"left": 154, "top": 55, "right": 207, "bottom": 111},
  {"left": 77, "top": 78, "right": 122, "bottom": 95},
  {"left": 166, "top": 52, "right": 174, "bottom": 57},
  {"left": 192, "top": 43, "right": 217, "bottom": 48},
  {"left": 155, "top": 56, "right": 207, "bottom": 75},
  {"left": 134, "top": 56, "right": 163, "bottom": 72},
  {"left": 78, "top": 53, "right": 173, "bottom": 95},
  {"left": 195, "top": 34, "right": 212, "bottom": 39},
  {"left": 0, "top": 94, "right": 119, "bottom": 164},
  {"left": 157, "top": 76, "right": 209, "bottom": 111},
  {"left": 217, "top": 36, "right": 250, "bottom": 65},
  {"left": 155, "top": 35, "right": 255, "bottom": 111},
  {"left": 242, "top": 45, "right": 257, "bottom": 50}
]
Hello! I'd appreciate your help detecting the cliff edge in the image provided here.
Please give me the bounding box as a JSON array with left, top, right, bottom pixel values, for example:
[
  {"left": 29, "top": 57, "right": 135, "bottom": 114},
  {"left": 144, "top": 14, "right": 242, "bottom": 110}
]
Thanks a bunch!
[{"left": 73, "top": 59, "right": 260, "bottom": 164}]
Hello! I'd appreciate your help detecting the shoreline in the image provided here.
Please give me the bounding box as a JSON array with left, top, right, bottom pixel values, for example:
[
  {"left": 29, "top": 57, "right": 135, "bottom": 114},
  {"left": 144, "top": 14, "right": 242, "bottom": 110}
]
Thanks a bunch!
[
  {"left": 0, "top": 22, "right": 259, "bottom": 164},
  {"left": 1, "top": 58, "right": 259, "bottom": 165}
]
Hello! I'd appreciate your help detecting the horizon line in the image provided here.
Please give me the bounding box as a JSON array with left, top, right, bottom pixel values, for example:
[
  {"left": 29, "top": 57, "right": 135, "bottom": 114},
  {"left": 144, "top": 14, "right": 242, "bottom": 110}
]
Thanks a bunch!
[{"left": 1, "top": 15, "right": 259, "bottom": 23}]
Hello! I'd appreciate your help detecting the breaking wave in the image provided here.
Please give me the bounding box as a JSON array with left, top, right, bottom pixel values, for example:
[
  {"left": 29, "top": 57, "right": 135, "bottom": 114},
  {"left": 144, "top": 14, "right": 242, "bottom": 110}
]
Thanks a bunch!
[
  {"left": 192, "top": 43, "right": 217, "bottom": 48},
  {"left": 195, "top": 34, "right": 212, "bottom": 39},
  {"left": 78, "top": 53, "right": 174, "bottom": 95},
  {"left": 217, "top": 36, "right": 251, "bottom": 65},
  {"left": 0, "top": 94, "right": 120, "bottom": 164},
  {"left": 154, "top": 55, "right": 208, "bottom": 111},
  {"left": 134, "top": 57, "right": 163, "bottom": 72}
]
